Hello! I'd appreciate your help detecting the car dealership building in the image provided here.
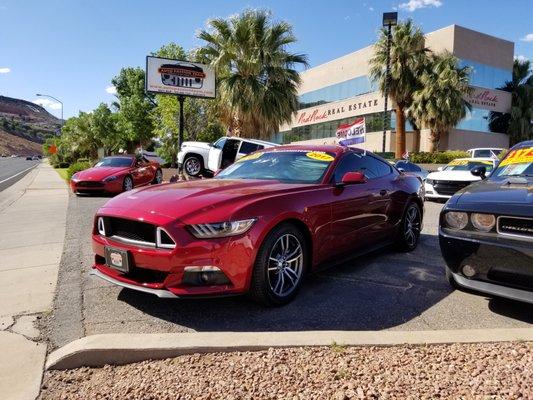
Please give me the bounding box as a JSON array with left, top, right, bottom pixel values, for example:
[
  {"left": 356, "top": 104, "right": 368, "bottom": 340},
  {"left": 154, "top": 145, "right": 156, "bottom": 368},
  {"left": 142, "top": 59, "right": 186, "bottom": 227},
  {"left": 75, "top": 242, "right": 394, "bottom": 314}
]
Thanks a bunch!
[{"left": 274, "top": 25, "right": 514, "bottom": 152}]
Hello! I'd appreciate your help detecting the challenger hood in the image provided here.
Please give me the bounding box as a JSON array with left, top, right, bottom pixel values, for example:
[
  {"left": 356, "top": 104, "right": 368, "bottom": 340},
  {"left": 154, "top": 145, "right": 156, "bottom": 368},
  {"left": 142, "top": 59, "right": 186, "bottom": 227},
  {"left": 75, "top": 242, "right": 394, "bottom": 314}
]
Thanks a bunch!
[
  {"left": 72, "top": 166, "right": 129, "bottom": 181},
  {"left": 98, "top": 179, "right": 315, "bottom": 223},
  {"left": 451, "top": 177, "right": 533, "bottom": 214}
]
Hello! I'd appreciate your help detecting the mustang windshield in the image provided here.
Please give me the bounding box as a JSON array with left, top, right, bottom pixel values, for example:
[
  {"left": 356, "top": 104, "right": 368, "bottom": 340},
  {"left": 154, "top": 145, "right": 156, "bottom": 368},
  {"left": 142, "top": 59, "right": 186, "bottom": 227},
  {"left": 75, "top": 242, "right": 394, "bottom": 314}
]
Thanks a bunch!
[
  {"left": 95, "top": 157, "right": 133, "bottom": 167},
  {"left": 215, "top": 150, "right": 335, "bottom": 183},
  {"left": 492, "top": 147, "right": 533, "bottom": 177},
  {"left": 443, "top": 160, "right": 494, "bottom": 172}
]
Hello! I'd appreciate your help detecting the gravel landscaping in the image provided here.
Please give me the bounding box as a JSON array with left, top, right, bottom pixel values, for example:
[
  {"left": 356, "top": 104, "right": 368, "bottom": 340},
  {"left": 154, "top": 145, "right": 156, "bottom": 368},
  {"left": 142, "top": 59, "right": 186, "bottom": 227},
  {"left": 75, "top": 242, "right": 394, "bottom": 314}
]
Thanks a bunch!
[{"left": 41, "top": 341, "right": 532, "bottom": 399}]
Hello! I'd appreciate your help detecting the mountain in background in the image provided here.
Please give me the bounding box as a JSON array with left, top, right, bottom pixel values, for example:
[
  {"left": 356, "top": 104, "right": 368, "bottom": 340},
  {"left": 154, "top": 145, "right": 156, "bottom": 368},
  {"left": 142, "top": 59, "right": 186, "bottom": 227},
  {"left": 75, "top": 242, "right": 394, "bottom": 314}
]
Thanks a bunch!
[{"left": 0, "top": 95, "right": 62, "bottom": 156}]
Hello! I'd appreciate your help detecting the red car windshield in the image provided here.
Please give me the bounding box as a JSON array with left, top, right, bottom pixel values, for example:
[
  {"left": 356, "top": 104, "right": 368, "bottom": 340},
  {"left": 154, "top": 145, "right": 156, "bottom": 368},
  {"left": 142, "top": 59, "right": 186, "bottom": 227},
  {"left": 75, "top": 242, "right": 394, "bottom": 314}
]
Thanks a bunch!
[
  {"left": 95, "top": 157, "right": 133, "bottom": 167},
  {"left": 216, "top": 150, "right": 335, "bottom": 183}
]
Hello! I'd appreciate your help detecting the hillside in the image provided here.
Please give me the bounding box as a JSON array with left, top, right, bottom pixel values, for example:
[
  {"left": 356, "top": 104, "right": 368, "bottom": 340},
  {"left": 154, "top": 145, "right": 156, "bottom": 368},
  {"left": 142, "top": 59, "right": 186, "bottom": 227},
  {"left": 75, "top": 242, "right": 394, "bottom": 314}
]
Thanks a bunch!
[
  {"left": 0, "top": 129, "right": 43, "bottom": 156},
  {"left": 0, "top": 95, "right": 61, "bottom": 144}
]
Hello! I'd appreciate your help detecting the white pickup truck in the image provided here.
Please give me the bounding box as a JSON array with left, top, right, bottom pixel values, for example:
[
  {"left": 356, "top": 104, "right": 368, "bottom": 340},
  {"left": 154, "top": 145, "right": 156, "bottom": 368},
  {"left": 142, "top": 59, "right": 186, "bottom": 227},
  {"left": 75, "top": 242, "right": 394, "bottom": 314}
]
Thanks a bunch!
[{"left": 177, "top": 136, "right": 278, "bottom": 176}]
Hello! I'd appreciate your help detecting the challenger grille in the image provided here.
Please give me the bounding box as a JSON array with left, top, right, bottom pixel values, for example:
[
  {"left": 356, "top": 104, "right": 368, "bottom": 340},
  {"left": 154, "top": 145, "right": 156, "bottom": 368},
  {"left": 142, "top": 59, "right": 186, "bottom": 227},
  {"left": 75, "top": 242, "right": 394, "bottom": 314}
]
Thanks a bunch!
[
  {"left": 433, "top": 180, "right": 471, "bottom": 196},
  {"left": 99, "top": 217, "right": 175, "bottom": 248},
  {"left": 497, "top": 216, "right": 533, "bottom": 239}
]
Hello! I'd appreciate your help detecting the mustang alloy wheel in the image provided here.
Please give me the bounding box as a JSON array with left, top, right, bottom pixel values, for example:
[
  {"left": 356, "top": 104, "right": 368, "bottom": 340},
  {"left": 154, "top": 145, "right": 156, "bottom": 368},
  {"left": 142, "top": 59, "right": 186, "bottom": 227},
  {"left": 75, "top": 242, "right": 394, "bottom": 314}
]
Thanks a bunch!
[
  {"left": 183, "top": 156, "right": 202, "bottom": 177},
  {"left": 249, "top": 223, "right": 307, "bottom": 306},
  {"left": 122, "top": 176, "right": 133, "bottom": 192},
  {"left": 396, "top": 202, "right": 422, "bottom": 252}
]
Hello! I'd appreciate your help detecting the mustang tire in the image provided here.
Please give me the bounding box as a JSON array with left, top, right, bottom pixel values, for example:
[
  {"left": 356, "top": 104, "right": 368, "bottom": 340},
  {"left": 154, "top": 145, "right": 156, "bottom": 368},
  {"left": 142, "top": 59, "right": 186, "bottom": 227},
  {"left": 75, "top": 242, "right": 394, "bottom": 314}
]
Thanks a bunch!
[
  {"left": 152, "top": 169, "right": 163, "bottom": 184},
  {"left": 122, "top": 175, "right": 133, "bottom": 192},
  {"left": 249, "top": 223, "right": 308, "bottom": 306},
  {"left": 395, "top": 202, "right": 422, "bottom": 252}
]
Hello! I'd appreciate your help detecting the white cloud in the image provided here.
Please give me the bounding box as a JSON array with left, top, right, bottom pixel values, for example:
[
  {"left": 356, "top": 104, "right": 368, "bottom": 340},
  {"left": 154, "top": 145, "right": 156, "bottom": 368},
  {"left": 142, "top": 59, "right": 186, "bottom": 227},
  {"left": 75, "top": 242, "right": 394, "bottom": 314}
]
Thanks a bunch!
[
  {"left": 0, "top": 67, "right": 10, "bottom": 73},
  {"left": 399, "top": 0, "right": 442, "bottom": 12},
  {"left": 32, "top": 98, "right": 61, "bottom": 110},
  {"left": 105, "top": 85, "right": 117, "bottom": 94},
  {"left": 515, "top": 55, "right": 529, "bottom": 62},
  {"left": 520, "top": 33, "right": 533, "bottom": 42}
]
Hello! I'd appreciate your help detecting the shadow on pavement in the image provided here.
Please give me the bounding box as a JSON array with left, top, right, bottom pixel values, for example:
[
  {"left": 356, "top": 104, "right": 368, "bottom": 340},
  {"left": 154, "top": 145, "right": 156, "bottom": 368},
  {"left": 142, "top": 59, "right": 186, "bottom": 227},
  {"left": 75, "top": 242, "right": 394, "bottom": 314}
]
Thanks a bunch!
[
  {"left": 488, "top": 298, "right": 533, "bottom": 324},
  {"left": 117, "top": 233, "right": 455, "bottom": 331}
]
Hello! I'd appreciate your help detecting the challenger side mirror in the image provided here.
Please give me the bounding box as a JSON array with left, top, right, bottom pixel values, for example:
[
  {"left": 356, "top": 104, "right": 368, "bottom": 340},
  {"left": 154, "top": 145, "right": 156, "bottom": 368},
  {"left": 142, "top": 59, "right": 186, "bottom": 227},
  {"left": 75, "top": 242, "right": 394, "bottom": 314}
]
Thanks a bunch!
[
  {"left": 470, "top": 166, "right": 487, "bottom": 179},
  {"left": 339, "top": 171, "right": 366, "bottom": 186}
]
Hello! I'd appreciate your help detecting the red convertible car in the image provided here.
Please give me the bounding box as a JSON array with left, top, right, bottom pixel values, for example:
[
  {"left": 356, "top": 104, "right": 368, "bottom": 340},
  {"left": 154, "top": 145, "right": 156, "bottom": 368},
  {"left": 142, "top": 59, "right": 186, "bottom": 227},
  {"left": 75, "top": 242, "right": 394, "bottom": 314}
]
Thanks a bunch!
[
  {"left": 90, "top": 145, "right": 424, "bottom": 305},
  {"left": 70, "top": 155, "right": 162, "bottom": 195}
]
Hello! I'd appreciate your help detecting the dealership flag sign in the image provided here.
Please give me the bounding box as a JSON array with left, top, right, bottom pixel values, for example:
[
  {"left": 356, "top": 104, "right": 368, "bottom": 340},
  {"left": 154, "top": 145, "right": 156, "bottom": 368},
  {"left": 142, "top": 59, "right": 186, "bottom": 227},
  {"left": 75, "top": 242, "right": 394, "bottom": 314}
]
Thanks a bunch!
[
  {"left": 336, "top": 117, "right": 366, "bottom": 146},
  {"left": 145, "top": 56, "right": 216, "bottom": 99}
]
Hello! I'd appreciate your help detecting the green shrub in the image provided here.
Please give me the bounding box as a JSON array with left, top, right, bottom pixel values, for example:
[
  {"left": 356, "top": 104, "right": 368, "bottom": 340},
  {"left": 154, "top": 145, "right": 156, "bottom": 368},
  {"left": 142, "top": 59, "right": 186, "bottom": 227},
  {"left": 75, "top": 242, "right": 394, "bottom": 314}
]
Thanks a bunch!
[
  {"left": 409, "top": 150, "right": 469, "bottom": 164},
  {"left": 58, "top": 162, "right": 70, "bottom": 168},
  {"left": 374, "top": 152, "right": 395, "bottom": 160},
  {"left": 77, "top": 158, "right": 90, "bottom": 163},
  {"left": 67, "top": 161, "right": 91, "bottom": 180}
]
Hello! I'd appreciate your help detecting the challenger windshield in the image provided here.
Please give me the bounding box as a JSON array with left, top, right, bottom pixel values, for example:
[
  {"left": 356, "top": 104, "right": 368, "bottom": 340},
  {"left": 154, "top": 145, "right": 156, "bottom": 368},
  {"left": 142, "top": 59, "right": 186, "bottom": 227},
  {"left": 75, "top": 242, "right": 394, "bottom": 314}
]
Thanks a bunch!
[
  {"left": 215, "top": 150, "right": 335, "bottom": 183},
  {"left": 95, "top": 157, "right": 133, "bottom": 167},
  {"left": 492, "top": 147, "right": 533, "bottom": 177},
  {"left": 443, "top": 160, "right": 494, "bottom": 172}
]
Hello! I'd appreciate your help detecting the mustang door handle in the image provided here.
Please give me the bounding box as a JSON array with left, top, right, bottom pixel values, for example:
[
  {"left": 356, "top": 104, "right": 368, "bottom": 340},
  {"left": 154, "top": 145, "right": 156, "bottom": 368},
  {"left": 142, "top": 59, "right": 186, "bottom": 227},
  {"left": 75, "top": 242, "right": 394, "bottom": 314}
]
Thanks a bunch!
[{"left": 379, "top": 189, "right": 388, "bottom": 196}]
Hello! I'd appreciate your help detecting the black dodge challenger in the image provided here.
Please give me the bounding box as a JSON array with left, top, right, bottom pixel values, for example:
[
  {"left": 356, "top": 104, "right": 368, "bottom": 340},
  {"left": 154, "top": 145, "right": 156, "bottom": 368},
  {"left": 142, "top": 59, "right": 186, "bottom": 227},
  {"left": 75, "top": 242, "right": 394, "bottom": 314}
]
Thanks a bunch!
[{"left": 439, "top": 140, "right": 533, "bottom": 304}]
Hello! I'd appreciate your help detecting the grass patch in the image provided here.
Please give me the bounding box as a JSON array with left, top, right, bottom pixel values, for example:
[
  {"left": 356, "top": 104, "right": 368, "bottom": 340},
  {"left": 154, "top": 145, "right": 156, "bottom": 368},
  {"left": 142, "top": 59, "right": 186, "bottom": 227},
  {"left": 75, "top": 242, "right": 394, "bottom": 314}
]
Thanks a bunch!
[{"left": 55, "top": 168, "right": 69, "bottom": 181}]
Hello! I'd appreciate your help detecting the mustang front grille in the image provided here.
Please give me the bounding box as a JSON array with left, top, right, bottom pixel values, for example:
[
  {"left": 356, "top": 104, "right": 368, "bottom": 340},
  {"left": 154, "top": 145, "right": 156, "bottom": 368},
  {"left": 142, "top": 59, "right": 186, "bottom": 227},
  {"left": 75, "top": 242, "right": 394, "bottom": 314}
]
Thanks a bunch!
[
  {"left": 497, "top": 216, "right": 533, "bottom": 239},
  {"left": 99, "top": 217, "right": 176, "bottom": 249}
]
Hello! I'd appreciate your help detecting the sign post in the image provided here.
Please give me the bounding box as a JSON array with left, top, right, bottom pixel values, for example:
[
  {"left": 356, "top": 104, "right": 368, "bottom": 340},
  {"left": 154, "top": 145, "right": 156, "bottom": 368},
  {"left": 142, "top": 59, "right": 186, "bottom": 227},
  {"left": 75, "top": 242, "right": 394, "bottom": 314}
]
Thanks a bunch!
[{"left": 145, "top": 56, "right": 216, "bottom": 169}]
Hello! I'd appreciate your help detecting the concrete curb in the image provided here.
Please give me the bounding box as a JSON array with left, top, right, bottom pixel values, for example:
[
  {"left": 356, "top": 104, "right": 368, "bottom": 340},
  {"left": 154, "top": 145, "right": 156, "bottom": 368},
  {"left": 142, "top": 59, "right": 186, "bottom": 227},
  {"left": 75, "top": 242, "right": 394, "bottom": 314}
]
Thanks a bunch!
[{"left": 46, "top": 328, "right": 533, "bottom": 370}]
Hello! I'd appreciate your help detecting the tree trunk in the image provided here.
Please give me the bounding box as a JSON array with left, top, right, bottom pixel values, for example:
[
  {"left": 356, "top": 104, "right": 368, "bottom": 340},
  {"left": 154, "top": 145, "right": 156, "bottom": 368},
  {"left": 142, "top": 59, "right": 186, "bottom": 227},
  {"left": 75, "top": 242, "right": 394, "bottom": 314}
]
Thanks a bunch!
[
  {"left": 428, "top": 130, "right": 439, "bottom": 153},
  {"left": 413, "top": 129, "right": 421, "bottom": 153},
  {"left": 395, "top": 105, "right": 406, "bottom": 159}
]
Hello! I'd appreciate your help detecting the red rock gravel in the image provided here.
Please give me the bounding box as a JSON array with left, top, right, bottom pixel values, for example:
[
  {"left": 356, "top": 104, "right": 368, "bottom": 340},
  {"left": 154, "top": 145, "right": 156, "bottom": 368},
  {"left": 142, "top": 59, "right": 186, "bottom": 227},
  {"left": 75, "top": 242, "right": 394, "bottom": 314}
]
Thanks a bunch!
[{"left": 41, "top": 342, "right": 532, "bottom": 400}]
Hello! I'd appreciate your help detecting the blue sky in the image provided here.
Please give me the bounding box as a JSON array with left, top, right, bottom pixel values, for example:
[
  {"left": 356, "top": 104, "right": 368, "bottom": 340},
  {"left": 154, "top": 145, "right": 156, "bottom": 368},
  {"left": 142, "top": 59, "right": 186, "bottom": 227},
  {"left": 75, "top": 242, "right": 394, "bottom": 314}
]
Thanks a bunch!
[{"left": 1, "top": 0, "right": 532, "bottom": 119}]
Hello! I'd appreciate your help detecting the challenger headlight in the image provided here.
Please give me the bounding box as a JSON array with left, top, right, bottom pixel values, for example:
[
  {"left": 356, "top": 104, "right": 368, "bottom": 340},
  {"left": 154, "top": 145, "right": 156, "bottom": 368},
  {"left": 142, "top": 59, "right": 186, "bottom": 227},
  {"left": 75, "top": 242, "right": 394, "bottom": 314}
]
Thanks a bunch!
[
  {"left": 188, "top": 218, "right": 256, "bottom": 238},
  {"left": 471, "top": 213, "right": 495, "bottom": 232},
  {"left": 103, "top": 175, "right": 118, "bottom": 182},
  {"left": 444, "top": 212, "right": 468, "bottom": 230}
]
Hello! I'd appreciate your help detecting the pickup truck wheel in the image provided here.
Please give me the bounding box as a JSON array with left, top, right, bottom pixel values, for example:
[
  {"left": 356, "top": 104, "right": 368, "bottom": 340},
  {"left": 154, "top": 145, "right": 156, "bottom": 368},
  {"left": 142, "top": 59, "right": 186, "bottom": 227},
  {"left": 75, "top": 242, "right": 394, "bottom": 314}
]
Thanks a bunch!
[{"left": 183, "top": 155, "right": 203, "bottom": 177}]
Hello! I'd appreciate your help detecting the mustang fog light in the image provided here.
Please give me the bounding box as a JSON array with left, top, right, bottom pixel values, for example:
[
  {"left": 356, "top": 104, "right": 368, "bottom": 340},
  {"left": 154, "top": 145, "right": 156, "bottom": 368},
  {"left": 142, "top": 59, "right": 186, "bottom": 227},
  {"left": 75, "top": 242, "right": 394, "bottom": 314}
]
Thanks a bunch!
[
  {"left": 462, "top": 264, "right": 476, "bottom": 278},
  {"left": 471, "top": 213, "right": 495, "bottom": 232},
  {"left": 444, "top": 212, "right": 468, "bottom": 230},
  {"left": 182, "top": 266, "right": 231, "bottom": 286}
]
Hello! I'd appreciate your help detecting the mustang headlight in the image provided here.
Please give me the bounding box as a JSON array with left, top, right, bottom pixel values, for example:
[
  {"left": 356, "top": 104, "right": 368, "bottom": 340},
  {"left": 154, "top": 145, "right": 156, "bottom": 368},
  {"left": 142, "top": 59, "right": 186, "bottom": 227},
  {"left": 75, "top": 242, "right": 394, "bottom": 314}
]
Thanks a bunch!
[
  {"left": 103, "top": 175, "right": 118, "bottom": 182},
  {"left": 188, "top": 218, "right": 256, "bottom": 238},
  {"left": 444, "top": 211, "right": 468, "bottom": 230},
  {"left": 471, "top": 213, "right": 495, "bottom": 232}
]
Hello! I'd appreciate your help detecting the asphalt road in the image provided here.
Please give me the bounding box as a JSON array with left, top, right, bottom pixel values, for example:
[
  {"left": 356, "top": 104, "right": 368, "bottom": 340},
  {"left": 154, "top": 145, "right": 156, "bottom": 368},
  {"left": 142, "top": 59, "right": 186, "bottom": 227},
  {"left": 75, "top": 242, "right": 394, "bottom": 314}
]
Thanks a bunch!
[
  {"left": 46, "top": 192, "right": 533, "bottom": 349},
  {"left": 0, "top": 157, "right": 40, "bottom": 192}
]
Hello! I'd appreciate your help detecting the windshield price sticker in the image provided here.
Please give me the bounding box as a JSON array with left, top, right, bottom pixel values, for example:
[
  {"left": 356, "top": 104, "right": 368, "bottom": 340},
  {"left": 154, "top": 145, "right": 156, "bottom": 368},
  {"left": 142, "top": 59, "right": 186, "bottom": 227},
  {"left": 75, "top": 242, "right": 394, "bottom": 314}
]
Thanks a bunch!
[
  {"left": 306, "top": 152, "right": 335, "bottom": 162},
  {"left": 499, "top": 147, "right": 533, "bottom": 166},
  {"left": 448, "top": 159, "right": 469, "bottom": 166},
  {"left": 237, "top": 152, "right": 263, "bottom": 162}
]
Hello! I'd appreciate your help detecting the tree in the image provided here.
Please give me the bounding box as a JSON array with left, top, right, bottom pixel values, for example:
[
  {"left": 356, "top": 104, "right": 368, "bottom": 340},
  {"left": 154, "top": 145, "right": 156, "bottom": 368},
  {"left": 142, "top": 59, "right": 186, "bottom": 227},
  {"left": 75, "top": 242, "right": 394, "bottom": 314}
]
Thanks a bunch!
[
  {"left": 112, "top": 67, "right": 155, "bottom": 152},
  {"left": 409, "top": 52, "right": 472, "bottom": 152},
  {"left": 489, "top": 59, "right": 533, "bottom": 145},
  {"left": 369, "top": 20, "right": 429, "bottom": 158},
  {"left": 91, "top": 103, "right": 121, "bottom": 154},
  {"left": 197, "top": 9, "right": 308, "bottom": 139}
]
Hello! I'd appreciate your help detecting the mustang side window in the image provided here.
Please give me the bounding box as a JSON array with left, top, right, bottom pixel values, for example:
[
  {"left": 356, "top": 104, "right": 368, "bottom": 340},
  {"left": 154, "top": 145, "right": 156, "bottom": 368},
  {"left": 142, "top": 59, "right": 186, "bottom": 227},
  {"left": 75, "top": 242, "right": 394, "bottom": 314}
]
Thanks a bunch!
[{"left": 334, "top": 153, "right": 391, "bottom": 182}]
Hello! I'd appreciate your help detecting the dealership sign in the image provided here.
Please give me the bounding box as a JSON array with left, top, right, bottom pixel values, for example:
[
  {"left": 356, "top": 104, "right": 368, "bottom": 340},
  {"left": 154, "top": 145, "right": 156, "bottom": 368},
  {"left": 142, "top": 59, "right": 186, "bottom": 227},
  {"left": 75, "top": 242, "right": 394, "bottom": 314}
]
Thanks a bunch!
[
  {"left": 336, "top": 117, "right": 366, "bottom": 146},
  {"left": 465, "top": 86, "right": 511, "bottom": 113},
  {"left": 145, "top": 56, "right": 216, "bottom": 98}
]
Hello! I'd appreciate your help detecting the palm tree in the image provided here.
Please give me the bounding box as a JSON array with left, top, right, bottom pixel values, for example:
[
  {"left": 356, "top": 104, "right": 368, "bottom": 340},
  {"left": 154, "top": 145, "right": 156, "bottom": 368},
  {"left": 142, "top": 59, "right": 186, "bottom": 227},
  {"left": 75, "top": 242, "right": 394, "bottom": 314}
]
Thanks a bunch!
[
  {"left": 489, "top": 59, "right": 532, "bottom": 144},
  {"left": 369, "top": 20, "right": 429, "bottom": 158},
  {"left": 409, "top": 52, "right": 472, "bottom": 152},
  {"left": 197, "top": 9, "right": 308, "bottom": 139}
]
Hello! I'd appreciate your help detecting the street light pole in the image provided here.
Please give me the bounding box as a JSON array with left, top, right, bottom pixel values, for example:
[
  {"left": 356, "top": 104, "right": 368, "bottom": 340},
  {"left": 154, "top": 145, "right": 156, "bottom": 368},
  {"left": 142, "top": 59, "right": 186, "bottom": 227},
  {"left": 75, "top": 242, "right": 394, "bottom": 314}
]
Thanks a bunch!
[
  {"left": 36, "top": 93, "right": 63, "bottom": 134},
  {"left": 381, "top": 12, "right": 397, "bottom": 153}
]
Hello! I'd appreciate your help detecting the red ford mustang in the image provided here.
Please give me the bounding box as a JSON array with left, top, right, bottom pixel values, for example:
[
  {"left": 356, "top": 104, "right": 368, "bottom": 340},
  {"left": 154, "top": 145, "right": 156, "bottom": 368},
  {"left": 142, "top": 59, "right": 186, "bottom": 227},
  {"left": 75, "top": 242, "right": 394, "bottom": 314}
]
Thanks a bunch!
[
  {"left": 91, "top": 145, "right": 424, "bottom": 305},
  {"left": 70, "top": 155, "right": 162, "bottom": 195}
]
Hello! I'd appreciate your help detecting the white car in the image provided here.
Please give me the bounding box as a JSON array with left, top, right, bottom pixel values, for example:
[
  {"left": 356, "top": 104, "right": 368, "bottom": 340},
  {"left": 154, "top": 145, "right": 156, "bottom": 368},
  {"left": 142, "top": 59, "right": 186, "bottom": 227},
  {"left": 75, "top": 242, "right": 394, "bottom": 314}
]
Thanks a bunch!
[
  {"left": 466, "top": 148, "right": 504, "bottom": 159},
  {"left": 424, "top": 158, "right": 497, "bottom": 201},
  {"left": 177, "top": 136, "right": 278, "bottom": 176}
]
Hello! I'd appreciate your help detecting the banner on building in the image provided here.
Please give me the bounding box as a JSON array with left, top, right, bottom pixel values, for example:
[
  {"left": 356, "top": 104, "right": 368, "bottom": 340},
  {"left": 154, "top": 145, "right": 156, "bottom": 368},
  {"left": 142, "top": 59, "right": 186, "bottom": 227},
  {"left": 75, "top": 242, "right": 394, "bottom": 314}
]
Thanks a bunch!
[{"left": 336, "top": 117, "right": 366, "bottom": 146}]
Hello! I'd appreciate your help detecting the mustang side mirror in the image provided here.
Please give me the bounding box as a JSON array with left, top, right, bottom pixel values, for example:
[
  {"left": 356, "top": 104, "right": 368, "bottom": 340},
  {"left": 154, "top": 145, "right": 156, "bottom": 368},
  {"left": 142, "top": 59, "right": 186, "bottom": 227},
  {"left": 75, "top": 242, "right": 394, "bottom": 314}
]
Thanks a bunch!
[
  {"left": 470, "top": 166, "right": 487, "bottom": 179},
  {"left": 339, "top": 171, "right": 366, "bottom": 186}
]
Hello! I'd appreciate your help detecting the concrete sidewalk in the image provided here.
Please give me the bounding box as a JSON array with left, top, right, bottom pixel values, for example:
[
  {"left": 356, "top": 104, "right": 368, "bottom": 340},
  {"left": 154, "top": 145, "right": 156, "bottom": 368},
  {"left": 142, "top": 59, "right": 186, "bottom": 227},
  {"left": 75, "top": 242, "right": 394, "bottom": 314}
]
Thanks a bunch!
[{"left": 0, "top": 161, "right": 68, "bottom": 400}]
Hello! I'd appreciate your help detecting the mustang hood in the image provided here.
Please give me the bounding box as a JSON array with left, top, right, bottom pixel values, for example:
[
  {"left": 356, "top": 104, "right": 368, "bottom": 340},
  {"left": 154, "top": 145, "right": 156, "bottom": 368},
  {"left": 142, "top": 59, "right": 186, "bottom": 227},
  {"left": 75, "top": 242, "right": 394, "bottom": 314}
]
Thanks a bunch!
[
  {"left": 452, "top": 177, "right": 533, "bottom": 214},
  {"left": 73, "top": 166, "right": 129, "bottom": 181},
  {"left": 99, "top": 179, "right": 315, "bottom": 223}
]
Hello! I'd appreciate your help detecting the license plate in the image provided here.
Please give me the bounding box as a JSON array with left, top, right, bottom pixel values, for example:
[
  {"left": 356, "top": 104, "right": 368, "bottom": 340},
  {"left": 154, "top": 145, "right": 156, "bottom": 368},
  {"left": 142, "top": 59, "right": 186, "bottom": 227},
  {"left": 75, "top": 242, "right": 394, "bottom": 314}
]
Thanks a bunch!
[{"left": 104, "top": 247, "right": 130, "bottom": 273}]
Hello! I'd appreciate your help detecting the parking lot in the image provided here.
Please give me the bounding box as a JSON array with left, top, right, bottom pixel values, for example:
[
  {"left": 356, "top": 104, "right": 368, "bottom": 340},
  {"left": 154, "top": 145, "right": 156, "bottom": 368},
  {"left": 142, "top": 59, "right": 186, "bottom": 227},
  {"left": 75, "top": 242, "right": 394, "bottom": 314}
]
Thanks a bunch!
[{"left": 46, "top": 192, "right": 533, "bottom": 350}]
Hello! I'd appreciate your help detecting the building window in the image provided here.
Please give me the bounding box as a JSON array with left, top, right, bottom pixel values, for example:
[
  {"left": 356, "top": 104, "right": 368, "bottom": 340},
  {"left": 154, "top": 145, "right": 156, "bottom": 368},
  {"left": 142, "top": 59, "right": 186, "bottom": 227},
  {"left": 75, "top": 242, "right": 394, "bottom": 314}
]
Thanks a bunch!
[
  {"left": 456, "top": 107, "right": 510, "bottom": 133},
  {"left": 298, "top": 75, "right": 377, "bottom": 110},
  {"left": 459, "top": 59, "right": 512, "bottom": 90}
]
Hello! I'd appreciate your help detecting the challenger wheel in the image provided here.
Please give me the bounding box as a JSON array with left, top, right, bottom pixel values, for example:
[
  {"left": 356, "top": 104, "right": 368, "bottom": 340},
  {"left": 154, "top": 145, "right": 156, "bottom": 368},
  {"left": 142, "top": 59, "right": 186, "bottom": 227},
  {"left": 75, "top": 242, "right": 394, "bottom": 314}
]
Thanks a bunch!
[
  {"left": 249, "top": 223, "right": 308, "bottom": 306},
  {"left": 122, "top": 175, "right": 133, "bottom": 192},
  {"left": 395, "top": 202, "right": 422, "bottom": 252},
  {"left": 183, "top": 155, "right": 203, "bottom": 177}
]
